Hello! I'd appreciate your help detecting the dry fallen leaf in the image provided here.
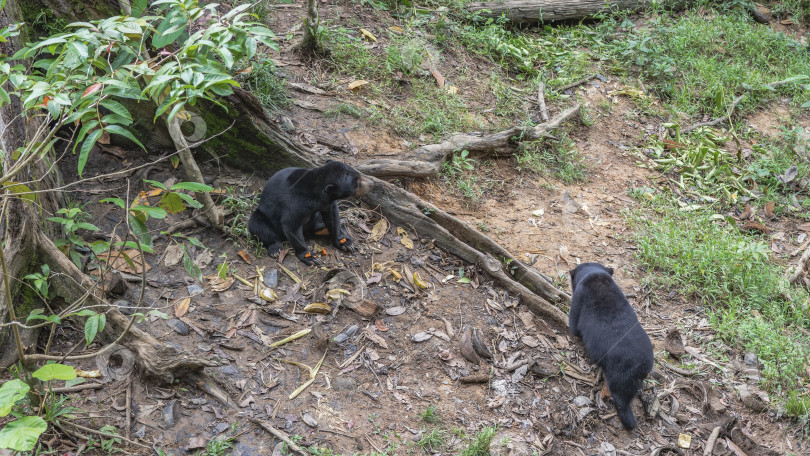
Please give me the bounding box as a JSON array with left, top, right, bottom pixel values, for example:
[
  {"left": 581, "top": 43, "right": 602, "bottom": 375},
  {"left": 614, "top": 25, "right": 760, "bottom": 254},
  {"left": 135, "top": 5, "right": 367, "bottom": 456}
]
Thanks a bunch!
[
  {"left": 164, "top": 244, "right": 184, "bottom": 267},
  {"left": 99, "top": 249, "right": 151, "bottom": 274},
  {"left": 210, "top": 276, "right": 235, "bottom": 293},
  {"left": 75, "top": 368, "right": 101, "bottom": 378},
  {"left": 303, "top": 302, "right": 331, "bottom": 314},
  {"left": 397, "top": 227, "right": 414, "bottom": 249},
  {"left": 364, "top": 329, "right": 388, "bottom": 349},
  {"left": 194, "top": 249, "right": 214, "bottom": 268},
  {"left": 348, "top": 80, "right": 370, "bottom": 90},
  {"left": 429, "top": 68, "right": 445, "bottom": 88},
  {"left": 360, "top": 28, "right": 377, "bottom": 42},
  {"left": 764, "top": 201, "right": 775, "bottom": 219},
  {"left": 237, "top": 250, "right": 252, "bottom": 264},
  {"left": 174, "top": 297, "right": 191, "bottom": 318},
  {"left": 369, "top": 218, "right": 388, "bottom": 242},
  {"left": 411, "top": 331, "right": 433, "bottom": 342},
  {"left": 386, "top": 306, "right": 406, "bottom": 316},
  {"left": 389, "top": 26, "right": 404, "bottom": 33}
]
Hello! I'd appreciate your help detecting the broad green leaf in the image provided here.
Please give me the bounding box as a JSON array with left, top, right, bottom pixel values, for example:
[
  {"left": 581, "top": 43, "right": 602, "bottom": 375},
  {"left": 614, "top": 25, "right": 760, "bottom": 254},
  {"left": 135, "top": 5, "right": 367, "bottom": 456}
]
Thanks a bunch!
[
  {"left": 32, "top": 363, "right": 76, "bottom": 381},
  {"left": 84, "top": 314, "right": 101, "bottom": 346},
  {"left": 3, "top": 182, "right": 34, "bottom": 203},
  {"left": 75, "top": 222, "right": 100, "bottom": 231},
  {"left": 170, "top": 182, "right": 214, "bottom": 192},
  {"left": 143, "top": 179, "right": 168, "bottom": 190},
  {"left": 0, "top": 416, "right": 47, "bottom": 451},
  {"left": 100, "top": 197, "right": 126, "bottom": 209},
  {"left": 173, "top": 191, "right": 202, "bottom": 209},
  {"left": 0, "top": 380, "right": 29, "bottom": 417},
  {"left": 183, "top": 246, "right": 202, "bottom": 282},
  {"left": 77, "top": 128, "right": 102, "bottom": 178},
  {"left": 131, "top": 0, "right": 148, "bottom": 17},
  {"left": 130, "top": 204, "right": 167, "bottom": 219},
  {"left": 157, "top": 191, "right": 187, "bottom": 214},
  {"left": 104, "top": 125, "right": 145, "bottom": 151},
  {"left": 99, "top": 99, "right": 132, "bottom": 121}
]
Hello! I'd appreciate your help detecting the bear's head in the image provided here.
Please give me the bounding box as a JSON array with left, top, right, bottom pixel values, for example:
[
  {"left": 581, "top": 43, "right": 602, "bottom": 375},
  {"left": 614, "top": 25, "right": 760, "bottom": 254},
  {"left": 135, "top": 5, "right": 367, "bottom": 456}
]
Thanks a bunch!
[{"left": 320, "top": 161, "right": 374, "bottom": 201}]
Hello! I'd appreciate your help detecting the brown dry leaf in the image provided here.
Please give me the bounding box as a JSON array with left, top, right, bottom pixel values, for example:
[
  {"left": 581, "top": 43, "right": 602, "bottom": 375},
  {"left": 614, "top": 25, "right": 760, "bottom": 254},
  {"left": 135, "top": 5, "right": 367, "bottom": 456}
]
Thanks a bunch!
[
  {"left": 781, "top": 18, "right": 797, "bottom": 25},
  {"left": 459, "top": 327, "right": 480, "bottom": 365},
  {"left": 174, "top": 297, "right": 191, "bottom": 318},
  {"left": 364, "top": 328, "right": 388, "bottom": 349},
  {"left": 100, "top": 249, "right": 151, "bottom": 274},
  {"left": 741, "top": 221, "right": 770, "bottom": 234},
  {"left": 397, "top": 227, "right": 414, "bottom": 249},
  {"left": 347, "top": 80, "right": 370, "bottom": 90},
  {"left": 798, "top": 222, "right": 810, "bottom": 232},
  {"left": 303, "top": 302, "right": 331, "bottom": 314},
  {"left": 375, "top": 319, "right": 389, "bottom": 332},
  {"left": 236, "top": 250, "right": 252, "bottom": 264},
  {"left": 740, "top": 204, "right": 754, "bottom": 220},
  {"left": 368, "top": 218, "right": 388, "bottom": 242},
  {"left": 664, "top": 328, "right": 686, "bottom": 358},
  {"left": 210, "top": 276, "right": 235, "bottom": 293},
  {"left": 326, "top": 288, "right": 350, "bottom": 300},
  {"left": 413, "top": 271, "right": 429, "bottom": 289},
  {"left": 75, "top": 368, "right": 101, "bottom": 378},
  {"left": 388, "top": 26, "right": 404, "bottom": 33},
  {"left": 429, "top": 68, "right": 445, "bottom": 88},
  {"left": 236, "top": 66, "right": 253, "bottom": 74},
  {"left": 411, "top": 331, "right": 433, "bottom": 342},
  {"left": 98, "top": 130, "right": 111, "bottom": 145},
  {"left": 194, "top": 249, "right": 214, "bottom": 268},
  {"left": 164, "top": 244, "right": 184, "bottom": 267},
  {"left": 764, "top": 201, "right": 775, "bottom": 219},
  {"left": 359, "top": 28, "right": 377, "bottom": 42}
]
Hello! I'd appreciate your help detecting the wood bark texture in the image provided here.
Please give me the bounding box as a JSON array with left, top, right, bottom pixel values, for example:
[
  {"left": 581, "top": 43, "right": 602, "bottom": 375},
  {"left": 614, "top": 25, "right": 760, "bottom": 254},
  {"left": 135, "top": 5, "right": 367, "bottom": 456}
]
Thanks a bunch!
[
  {"left": 466, "top": 0, "right": 685, "bottom": 23},
  {"left": 356, "top": 105, "right": 580, "bottom": 178}
]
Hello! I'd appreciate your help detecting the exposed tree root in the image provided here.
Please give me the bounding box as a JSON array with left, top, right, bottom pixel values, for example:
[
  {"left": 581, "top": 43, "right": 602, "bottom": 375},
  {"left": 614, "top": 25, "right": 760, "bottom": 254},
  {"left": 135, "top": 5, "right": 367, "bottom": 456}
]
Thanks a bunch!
[
  {"left": 361, "top": 178, "right": 570, "bottom": 329},
  {"left": 356, "top": 105, "right": 580, "bottom": 178}
]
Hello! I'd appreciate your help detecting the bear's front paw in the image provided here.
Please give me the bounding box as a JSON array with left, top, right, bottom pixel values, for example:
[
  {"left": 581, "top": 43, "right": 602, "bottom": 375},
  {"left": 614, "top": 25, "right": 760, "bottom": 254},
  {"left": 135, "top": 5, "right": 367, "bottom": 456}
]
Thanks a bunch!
[
  {"left": 335, "top": 235, "right": 355, "bottom": 253},
  {"left": 297, "top": 249, "right": 323, "bottom": 266},
  {"left": 267, "top": 244, "right": 283, "bottom": 258}
]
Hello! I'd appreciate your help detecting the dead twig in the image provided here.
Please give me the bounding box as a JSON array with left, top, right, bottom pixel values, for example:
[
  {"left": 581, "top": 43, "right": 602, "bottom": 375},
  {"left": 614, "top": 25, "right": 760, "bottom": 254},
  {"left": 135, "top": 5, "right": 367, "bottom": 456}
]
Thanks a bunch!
[
  {"left": 50, "top": 383, "right": 104, "bottom": 394},
  {"left": 537, "top": 82, "right": 549, "bottom": 121},
  {"left": 704, "top": 426, "right": 721, "bottom": 456},
  {"left": 252, "top": 418, "right": 308, "bottom": 455},
  {"left": 559, "top": 74, "right": 596, "bottom": 92}
]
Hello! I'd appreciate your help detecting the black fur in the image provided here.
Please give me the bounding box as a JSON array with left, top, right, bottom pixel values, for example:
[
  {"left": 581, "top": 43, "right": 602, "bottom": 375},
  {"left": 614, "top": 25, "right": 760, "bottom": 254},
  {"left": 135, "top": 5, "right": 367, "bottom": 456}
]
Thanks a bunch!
[
  {"left": 569, "top": 262, "right": 653, "bottom": 430},
  {"left": 248, "top": 161, "right": 374, "bottom": 265}
]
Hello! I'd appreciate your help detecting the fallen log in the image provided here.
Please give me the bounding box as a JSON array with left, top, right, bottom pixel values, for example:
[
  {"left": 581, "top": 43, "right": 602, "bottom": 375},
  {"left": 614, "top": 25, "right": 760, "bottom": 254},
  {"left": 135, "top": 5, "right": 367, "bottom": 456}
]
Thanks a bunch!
[
  {"left": 361, "top": 177, "right": 570, "bottom": 329},
  {"left": 466, "top": 0, "right": 686, "bottom": 23},
  {"left": 356, "top": 104, "right": 580, "bottom": 178}
]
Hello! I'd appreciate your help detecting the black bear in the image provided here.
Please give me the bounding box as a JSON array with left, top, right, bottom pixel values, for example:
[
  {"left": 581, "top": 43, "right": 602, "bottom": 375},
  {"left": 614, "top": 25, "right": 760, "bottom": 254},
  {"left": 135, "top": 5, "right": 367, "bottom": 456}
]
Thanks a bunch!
[
  {"left": 248, "top": 161, "right": 374, "bottom": 265},
  {"left": 569, "top": 262, "right": 653, "bottom": 430}
]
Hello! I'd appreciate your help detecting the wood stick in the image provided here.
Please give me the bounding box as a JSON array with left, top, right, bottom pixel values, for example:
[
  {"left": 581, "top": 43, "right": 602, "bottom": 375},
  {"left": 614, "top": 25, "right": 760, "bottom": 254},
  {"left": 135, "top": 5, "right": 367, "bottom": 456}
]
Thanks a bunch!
[
  {"left": 537, "top": 82, "right": 549, "bottom": 121},
  {"left": 50, "top": 383, "right": 104, "bottom": 393},
  {"left": 252, "top": 418, "right": 308, "bottom": 455},
  {"left": 704, "top": 426, "right": 721, "bottom": 456}
]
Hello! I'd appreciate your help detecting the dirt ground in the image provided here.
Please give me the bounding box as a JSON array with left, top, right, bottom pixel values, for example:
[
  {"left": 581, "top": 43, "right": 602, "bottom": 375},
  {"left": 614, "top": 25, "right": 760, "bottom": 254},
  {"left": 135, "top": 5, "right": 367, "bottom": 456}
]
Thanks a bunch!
[{"left": 36, "top": 2, "right": 810, "bottom": 456}]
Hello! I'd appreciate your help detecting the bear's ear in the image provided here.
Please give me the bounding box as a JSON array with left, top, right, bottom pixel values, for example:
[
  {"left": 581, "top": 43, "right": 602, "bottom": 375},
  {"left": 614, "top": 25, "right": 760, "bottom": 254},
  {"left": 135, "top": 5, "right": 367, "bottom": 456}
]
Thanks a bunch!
[
  {"left": 322, "top": 183, "right": 336, "bottom": 197},
  {"left": 606, "top": 266, "right": 614, "bottom": 276}
]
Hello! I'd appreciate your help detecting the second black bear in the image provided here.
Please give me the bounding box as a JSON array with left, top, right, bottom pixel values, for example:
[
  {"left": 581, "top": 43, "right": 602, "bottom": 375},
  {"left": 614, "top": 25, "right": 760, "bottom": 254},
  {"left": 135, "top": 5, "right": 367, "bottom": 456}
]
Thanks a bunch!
[
  {"left": 569, "top": 262, "right": 653, "bottom": 430},
  {"left": 248, "top": 161, "right": 374, "bottom": 265}
]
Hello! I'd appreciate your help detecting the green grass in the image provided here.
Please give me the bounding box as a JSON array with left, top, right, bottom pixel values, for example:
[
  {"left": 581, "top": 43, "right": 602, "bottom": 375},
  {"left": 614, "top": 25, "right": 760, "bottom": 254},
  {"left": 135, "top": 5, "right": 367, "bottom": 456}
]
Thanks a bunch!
[
  {"left": 240, "top": 58, "right": 289, "bottom": 111},
  {"left": 596, "top": 8, "right": 810, "bottom": 119},
  {"left": 458, "top": 426, "right": 497, "bottom": 456},
  {"left": 628, "top": 198, "right": 810, "bottom": 404},
  {"left": 515, "top": 132, "right": 588, "bottom": 183},
  {"left": 416, "top": 428, "right": 446, "bottom": 453},
  {"left": 419, "top": 404, "right": 441, "bottom": 424}
]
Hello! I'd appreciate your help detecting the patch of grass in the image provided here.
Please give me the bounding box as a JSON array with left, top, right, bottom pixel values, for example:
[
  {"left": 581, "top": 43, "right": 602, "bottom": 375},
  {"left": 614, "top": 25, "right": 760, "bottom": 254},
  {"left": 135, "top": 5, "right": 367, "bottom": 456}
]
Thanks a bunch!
[
  {"left": 325, "top": 27, "right": 377, "bottom": 78},
  {"left": 240, "top": 58, "right": 289, "bottom": 111},
  {"left": 459, "top": 426, "right": 498, "bottom": 456},
  {"left": 627, "top": 199, "right": 810, "bottom": 401},
  {"left": 441, "top": 150, "right": 493, "bottom": 203},
  {"left": 416, "top": 428, "right": 446, "bottom": 453},
  {"left": 597, "top": 9, "right": 810, "bottom": 119},
  {"left": 325, "top": 102, "right": 363, "bottom": 118},
  {"left": 221, "top": 188, "right": 262, "bottom": 253},
  {"left": 385, "top": 34, "right": 426, "bottom": 76},
  {"left": 419, "top": 404, "right": 441, "bottom": 424},
  {"left": 369, "top": 78, "right": 482, "bottom": 138},
  {"left": 515, "top": 132, "right": 587, "bottom": 183},
  {"left": 195, "top": 433, "right": 235, "bottom": 456}
]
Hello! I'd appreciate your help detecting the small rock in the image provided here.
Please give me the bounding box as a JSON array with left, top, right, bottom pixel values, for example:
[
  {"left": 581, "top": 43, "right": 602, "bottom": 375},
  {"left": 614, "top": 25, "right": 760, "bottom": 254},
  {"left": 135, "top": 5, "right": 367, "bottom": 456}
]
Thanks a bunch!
[
  {"left": 187, "top": 436, "right": 207, "bottom": 450},
  {"left": 386, "top": 306, "right": 406, "bottom": 316},
  {"left": 166, "top": 318, "right": 189, "bottom": 336},
  {"left": 600, "top": 441, "right": 616, "bottom": 456},
  {"left": 302, "top": 412, "right": 318, "bottom": 427},
  {"left": 271, "top": 441, "right": 286, "bottom": 456},
  {"left": 187, "top": 284, "right": 204, "bottom": 296},
  {"left": 412, "top": 331, "right": 433, "bottom": 342},
  {"left": 334, "top": 377, "right": 357, "bottom": 391},
  {"left": 345, "top": 325, "right": 359, "bottom": 336},
  {"left": 212, "top": 422, "right": 230, "bottom": 435},
  {"left": 134, "top": 425, "right": 146, "bottom": 439},
  {"left": 219, "top": 364, "right": 240, "bottom": 377},
  {"left": 664, "top": 328, "right": 686, "bottom": 358},
  {"left": 572, "top": 396, "right": 593, "bottom": 407},
  {"left": 263, "top": 269, "right": 278, "bottom": 288},
  {"left": 743, "top": 352, "right": 758, "bottom": 367},
  {"left": 162, "top": 400, "right": 179, "bottom": 427},
  {"left": 335, "top": 333, "right": 348, "bottom": 344}
]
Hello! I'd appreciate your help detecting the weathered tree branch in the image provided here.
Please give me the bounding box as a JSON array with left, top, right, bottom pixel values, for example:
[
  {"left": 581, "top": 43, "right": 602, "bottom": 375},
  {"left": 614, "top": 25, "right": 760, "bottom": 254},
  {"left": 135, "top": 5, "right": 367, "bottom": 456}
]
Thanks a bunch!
[
  {"left": 466, "top": 0, "right": 688, "bottom": 23},
  {"left": 356, "top": 105, "right": 580, "bottom": 178},
  {"left": 361, "top": 178, "right": 570, "bottom": 329}
]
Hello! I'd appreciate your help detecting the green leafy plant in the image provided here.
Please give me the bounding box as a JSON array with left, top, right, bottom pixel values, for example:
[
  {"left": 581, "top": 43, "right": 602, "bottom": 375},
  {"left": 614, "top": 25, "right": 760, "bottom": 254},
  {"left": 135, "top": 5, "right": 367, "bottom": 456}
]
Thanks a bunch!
[
  {"left": 48, "top": 207, "right": 100, "bottom": 268},
  {"left": 23, "top": 264, "right": 50, "bottom": 299},
  {"left": 0, "top": 363, "right": 79, "bottom": 452},
  {"left": 459, "top": 426, "right": 498, "bottom": 456}
]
